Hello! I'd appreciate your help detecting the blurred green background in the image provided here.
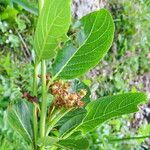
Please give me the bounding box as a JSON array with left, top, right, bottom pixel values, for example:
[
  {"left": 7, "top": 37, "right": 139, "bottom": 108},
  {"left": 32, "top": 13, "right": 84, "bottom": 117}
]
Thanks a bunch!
[{"left": 0, "top": 0, "right": 150, "bottom": 149}]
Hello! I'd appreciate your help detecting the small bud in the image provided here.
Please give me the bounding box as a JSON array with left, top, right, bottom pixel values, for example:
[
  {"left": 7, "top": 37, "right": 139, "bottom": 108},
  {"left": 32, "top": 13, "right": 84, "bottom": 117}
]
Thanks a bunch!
[
  {"left": 69, "top": 93, "right": 78, "bottom": 100},
  {"left": 51, "top": 84, "right": 58, "bottom": 90},
  {"left": 38, "top": 74, "right": 42, "bottom": 78},
  {"left": 38, "top": 74, "right": 51, "bottom": 80},
  {"left": 63, "top": 93, "right": 69, "bottom": 100},
  {"left": 79, "top": 89, "right": 87, "bottom": 98},
  {"left": 63, "top": 83, "right": 70, "bottom": 91},
  {"left": 46, "top": 74, "right": 51, "bottom": 80},
  {"left": 22, "top": 92, "right": 28, "bottom": 98},
  {"left": 22, "top": 92, "right": 38, "bottom": 104},
  {"left": 77, "top": 101, "right": 85, "bottom": 107}
]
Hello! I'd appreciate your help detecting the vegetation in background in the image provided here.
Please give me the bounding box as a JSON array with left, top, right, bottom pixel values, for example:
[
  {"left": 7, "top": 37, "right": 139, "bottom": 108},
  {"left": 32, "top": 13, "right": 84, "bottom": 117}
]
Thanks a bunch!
[
  {"left": 0, "top": 0, "right": 150, "bottom": 149},
  {"left": 86, "top": 0, "right": 150, "bottom": 149}
]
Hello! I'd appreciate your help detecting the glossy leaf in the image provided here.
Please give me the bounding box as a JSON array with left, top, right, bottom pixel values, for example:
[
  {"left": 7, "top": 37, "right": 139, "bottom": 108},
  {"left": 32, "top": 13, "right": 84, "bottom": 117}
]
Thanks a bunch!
[
  {"left": 52, "top": 9, "right": 115, "bottom": 79},
  {"left": 33, "top": 0, "right": 71, "bottom": 61},
  {"left": 7, "top": 102, "right": 33, "bottom": 143},
  {"left": 77, "top": 93, "right": 146, "bottom": 134}
]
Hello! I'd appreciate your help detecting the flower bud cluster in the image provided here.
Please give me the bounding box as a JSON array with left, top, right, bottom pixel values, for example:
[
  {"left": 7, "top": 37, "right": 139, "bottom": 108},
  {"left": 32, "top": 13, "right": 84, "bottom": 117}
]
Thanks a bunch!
[{"left": 50, "top": 81, "right": 87, "bottom": 109}]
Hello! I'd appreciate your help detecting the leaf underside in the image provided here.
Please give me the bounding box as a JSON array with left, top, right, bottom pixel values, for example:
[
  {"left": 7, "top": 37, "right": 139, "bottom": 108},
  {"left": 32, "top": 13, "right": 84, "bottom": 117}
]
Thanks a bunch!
[
  {"left": 7, "top": 102, "right": 33, "bottom": 143},
  {"left": 52, "top": 9, "right": 115, "bottom": 79},
  {"left": 33, "top": 0, "right": 71, "bottom": 61}
]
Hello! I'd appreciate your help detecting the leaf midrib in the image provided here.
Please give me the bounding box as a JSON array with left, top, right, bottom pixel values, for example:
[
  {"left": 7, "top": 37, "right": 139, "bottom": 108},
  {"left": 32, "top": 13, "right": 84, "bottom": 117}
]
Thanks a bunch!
[
  {"left": 66, "top": 96, "right": 141, "bottom": 135},
  {"left": 13, "top": 109, "right": 32, "bottom": 142},
  {"left": 60, "top": 113, "right": 85, "bottom": 137},
  {"left": 79, "top": 97, "right": 140, "bottom": 128},
  {"left": 38, "top": 8, "right": 64, "bottom": 59},
  {"left": 52, "top": 11, "right": 102, "bottom": 80}
]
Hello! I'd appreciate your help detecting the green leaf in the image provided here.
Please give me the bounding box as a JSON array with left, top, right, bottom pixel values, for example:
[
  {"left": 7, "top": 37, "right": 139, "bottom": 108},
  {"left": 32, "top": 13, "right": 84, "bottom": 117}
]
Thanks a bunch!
[
  {"left": 57, "top": 108, "right": 86, "bottom": 127},
  {"left": 56, "top": 137, "right": 89, "bottom": 150},
  {"left": 77, "top": 93, "right": 146, "bottom": 134},
  {"left": 7, "top": 102, "right": 33, "bottom": 143},
  {"left": 57, "top": 79, "right": 91, "bottom": 137},
  {"left": 59, "top": 108, "right": 86, "bottom": 137},
  {"left": 38, "top": 136, "right": 89, "bottom": 150},
  {"left": 12, "top": 0, "right": 38, "bottom": 15},
  {"left": 0, "top": 6, "right": 18, "bottom": 21},
  {"left": 33, "top": 0, "right": 72, "bottom": 61},
  {"left": 37, "top": 137, "right": 59, "bottom": 148},
  {"left": 52, "top": 9, "right": 115, "bottom": 79}
]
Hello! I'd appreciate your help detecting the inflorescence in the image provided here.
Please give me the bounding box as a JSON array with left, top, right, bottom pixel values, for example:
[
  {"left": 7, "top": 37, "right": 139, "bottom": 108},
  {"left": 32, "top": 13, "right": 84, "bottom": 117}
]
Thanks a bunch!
[{"left": 50, "top": 80, "right": 87, "bottom": 109}]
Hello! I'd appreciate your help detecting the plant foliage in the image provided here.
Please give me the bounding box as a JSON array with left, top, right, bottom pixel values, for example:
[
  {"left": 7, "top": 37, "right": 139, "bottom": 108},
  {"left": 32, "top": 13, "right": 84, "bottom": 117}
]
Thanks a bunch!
[
  {"left": 33, "top": 0, "right": 71, "bottom": 61},
  {"left": 52, "top": 9, "right": 115, "bottom": 79},
  {"left": 6, "top": 0, "right": 147, "bottom": 150}
]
